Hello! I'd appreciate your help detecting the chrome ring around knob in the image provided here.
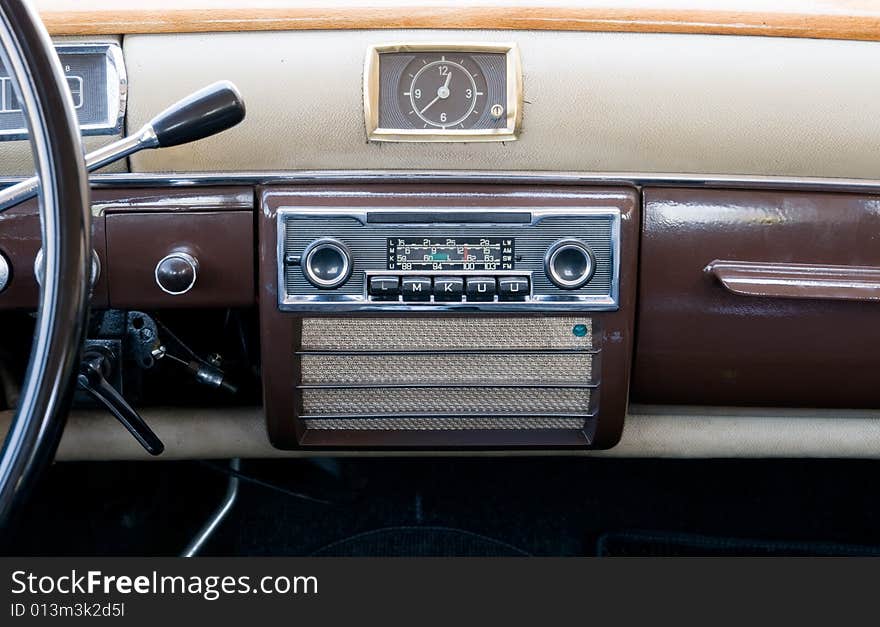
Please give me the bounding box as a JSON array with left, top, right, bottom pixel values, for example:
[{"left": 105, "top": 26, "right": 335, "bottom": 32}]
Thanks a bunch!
[
  {"left": 544, "top": 239, "right": 596, "bottom": 290},
  {"left": 155, "top": 251, "right": 199, "bottom": 295},
  {"left": 0, "top": 252, "right": 9, "bottom": 293},
  {"left": 35, "top": 248, "right": 101, "bottom": 290},
  {"left": 302, "top": 238, "right": 352, "bottom": 289}
]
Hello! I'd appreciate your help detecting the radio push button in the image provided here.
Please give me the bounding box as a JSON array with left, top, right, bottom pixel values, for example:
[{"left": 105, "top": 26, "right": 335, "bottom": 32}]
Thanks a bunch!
[
  {"left": 369, "top": 276, "right": 400, "bottom": 300},
  {"left": 433, "top": 276, "right": 464, "bottom": 302},
  {"left": 498, "top": 276, "right": 529, "bottom": 301},
  {"left": 401, "top": 277, "right": 432, "bottom": 302},
  {"left": 465, "top": 277, "right": 496, "bottom": 302}
]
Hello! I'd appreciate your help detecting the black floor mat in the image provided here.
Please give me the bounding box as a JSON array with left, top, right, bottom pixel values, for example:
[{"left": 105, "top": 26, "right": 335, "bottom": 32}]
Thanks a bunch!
[
  {"left": 597, "top": 530, "right": 880, "bottom": 556},
  {"left": 310, "top": 526, "right": 530, "bottom": 556}
]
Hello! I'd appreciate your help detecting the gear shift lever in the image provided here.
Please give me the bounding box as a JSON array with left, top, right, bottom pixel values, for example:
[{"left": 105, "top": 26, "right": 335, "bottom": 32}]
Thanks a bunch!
[
  {"left": 77, "top": 346, "right": 164, "bottom": 456},
  {"left": 0, "top": 80, "right": 246, "bottom": 211}
]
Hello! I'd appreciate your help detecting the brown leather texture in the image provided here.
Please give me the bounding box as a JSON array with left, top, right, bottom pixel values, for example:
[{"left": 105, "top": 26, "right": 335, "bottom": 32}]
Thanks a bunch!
[
  {"left": 259, "top": 184, "right": 639, "bottom": 450},
  {"left": 634, "top": 187, "right": 880, "bottom": 408}
]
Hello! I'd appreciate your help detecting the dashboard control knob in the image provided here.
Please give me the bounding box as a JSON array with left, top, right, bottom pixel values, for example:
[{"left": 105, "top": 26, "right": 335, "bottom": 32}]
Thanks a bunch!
[
  {"left": 544, "top": 239, "right": 595, "bottom": 289},
  {"left": 155, "top": 251, "right": 199, "bottom": 295},
  {"left": 0, "top": 251, "right": 9, "bottom": 293},
  {"left": 302, "top": 238, "right": 352, "bottom": 289},
  {"left": 35, "top": 248, "right": 101, "bottom": 289}
]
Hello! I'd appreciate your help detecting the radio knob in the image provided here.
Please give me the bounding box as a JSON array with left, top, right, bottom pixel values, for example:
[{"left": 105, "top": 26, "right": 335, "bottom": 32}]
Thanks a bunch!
[
  {"left": 302, "top": 238, "right": 352, "bottom": 289},
  {"left": 155, "top": 251, "right": 198, "bottom": 295},
  {"left": 544, "top": 239, "right": 595, "bottom": 289}
]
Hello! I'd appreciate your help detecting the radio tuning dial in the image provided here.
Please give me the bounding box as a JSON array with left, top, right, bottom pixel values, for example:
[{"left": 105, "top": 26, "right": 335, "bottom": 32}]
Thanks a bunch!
[
  {"left": 302, "top": 238, "right": 352, "bottom": 289},
  {"left": 544, "top": 239, "right": 595, "bottom": 290}
]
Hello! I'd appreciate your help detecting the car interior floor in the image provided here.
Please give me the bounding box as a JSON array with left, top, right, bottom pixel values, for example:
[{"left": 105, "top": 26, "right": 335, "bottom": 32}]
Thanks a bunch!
[{"left": 6, "top": 458, "right": 880, "bottom": 557}]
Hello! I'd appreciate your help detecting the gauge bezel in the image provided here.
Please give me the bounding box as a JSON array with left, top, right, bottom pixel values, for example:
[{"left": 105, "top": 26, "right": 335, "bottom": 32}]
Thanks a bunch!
[{"left": 364, "top": 42, "right": 522, "bottom": 143}]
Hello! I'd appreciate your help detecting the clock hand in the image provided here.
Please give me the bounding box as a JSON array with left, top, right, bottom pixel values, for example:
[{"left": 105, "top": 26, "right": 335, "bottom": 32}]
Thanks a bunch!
[
  {"left": 437, "top": 71, "right": 453, "bottom": 99},
  {"left": 420, "top": 94, "right": 441, "bottom": 114}
]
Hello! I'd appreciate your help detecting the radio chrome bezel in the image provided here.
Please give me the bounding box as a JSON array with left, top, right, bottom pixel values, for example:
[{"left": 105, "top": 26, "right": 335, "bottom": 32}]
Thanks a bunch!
[
  {"left": 276, "top": 206, "right": 621, "bottom": 312},
  {"left": 276, "top": 206, "right": 621, "bottom": 313}
]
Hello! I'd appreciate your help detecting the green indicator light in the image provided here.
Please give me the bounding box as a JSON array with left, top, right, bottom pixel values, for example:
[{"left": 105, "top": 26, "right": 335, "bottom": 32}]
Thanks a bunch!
[{"left": 572, "top": 324, "right": 588, "bottom": 338}]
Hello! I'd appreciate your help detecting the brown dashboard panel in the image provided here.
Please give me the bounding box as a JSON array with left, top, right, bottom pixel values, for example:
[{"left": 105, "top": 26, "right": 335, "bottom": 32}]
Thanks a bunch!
[
  {"left": 0, "top": 198, "right": 109, "bottom": 310},
  {"left": 259, "top": 185, "right": 638, "bottom": 450},
  {"left": 106, "top": 211, "right": 253, "bottom": 309},
  {"left": 633, "top": 187, "right": 880, "bottom": 408},
  {"left": 0, "top": 187, "right": 254, "bottom": 311}
]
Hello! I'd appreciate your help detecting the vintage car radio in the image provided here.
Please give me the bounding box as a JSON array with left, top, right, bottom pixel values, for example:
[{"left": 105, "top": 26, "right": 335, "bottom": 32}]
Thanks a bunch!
[
  {"left": 261, "top": 187, "right": 636, "bottom": 450},
  {"left": 276, "top": 207, "right": 620, "bottom": 311}
]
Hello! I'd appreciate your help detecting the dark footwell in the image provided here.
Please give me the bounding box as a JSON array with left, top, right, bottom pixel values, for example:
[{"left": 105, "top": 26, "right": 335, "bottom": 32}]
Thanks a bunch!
[{"left": 6, "top": 457, "right": 880, "bottom": 556}]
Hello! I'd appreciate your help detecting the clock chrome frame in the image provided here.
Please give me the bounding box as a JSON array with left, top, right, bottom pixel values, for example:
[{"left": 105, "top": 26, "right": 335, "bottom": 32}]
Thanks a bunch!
[{"left": 364, "top": 42, "right": 522, "bottom": 143}]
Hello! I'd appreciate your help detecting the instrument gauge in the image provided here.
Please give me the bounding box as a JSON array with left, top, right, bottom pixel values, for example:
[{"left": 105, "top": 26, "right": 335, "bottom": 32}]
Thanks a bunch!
[
  {"left": 405, "top": 57, "right": 480, "bottom": 129},
  {"left": 365, "top": 43, "right": 522, "bottom": 142}
]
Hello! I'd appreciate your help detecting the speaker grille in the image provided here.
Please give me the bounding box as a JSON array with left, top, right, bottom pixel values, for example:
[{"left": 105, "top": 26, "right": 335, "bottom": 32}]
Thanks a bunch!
[
  {"left": 300, "top": 317, "right": 593, "bottom": 351},
  {"left": 302, "top": 387, "right": 592, "bottom": 415},
  {"left": 297, "top": 316, "right": 597, "bottom": 432},
  {"left": 301, "top": 353, "right": 593, "bottom": 385}
]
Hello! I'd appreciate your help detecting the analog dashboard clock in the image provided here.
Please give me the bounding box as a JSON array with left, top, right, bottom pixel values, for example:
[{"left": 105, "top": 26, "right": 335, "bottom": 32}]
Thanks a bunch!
[{"left": 364, "top": 43, "right": 522, "bottom": 142}]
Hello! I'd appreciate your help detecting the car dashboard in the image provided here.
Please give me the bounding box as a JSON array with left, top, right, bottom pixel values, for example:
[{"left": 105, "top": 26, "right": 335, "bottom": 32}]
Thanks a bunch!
[{"left": 2, "top": 1, "right": 880, "bottom": 459}]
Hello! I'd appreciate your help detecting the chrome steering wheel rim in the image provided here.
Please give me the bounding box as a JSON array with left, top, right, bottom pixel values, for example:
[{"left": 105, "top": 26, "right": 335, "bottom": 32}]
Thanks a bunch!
[{"left": 0, "top": 0, "right": 91, "bottom": 526}]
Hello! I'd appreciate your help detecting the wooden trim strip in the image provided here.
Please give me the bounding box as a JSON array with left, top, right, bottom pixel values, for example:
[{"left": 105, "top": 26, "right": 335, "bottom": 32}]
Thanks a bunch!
[{"left": 34, "top": 3, "right": 880, "bottom": 43}]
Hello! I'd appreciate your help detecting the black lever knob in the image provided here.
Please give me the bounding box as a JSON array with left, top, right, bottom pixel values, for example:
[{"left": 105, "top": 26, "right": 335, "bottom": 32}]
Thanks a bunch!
[
  {"left": 77, "top": 348, "right": 164, "bottom": 456},
  {"left": 149, "top": 80, "right": 246, "bottom": 149}
]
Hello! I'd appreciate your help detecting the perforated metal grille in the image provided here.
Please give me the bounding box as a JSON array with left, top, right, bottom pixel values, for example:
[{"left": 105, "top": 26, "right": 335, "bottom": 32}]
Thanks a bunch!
[
  {"left": 302, "top": 387, "right": 592, "bottom": 415},
  {"left": 300, "top": 317, "right": 593, "bottom": 351},
  {"left": 301, "top": 353, "right": 593, "bottom": 385},
  {"left": 297, "top": 316, "right": 597, "bottom": 431}
]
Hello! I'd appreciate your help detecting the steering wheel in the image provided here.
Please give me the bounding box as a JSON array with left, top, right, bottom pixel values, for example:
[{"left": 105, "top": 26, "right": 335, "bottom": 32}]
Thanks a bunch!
[{"left": 0, "top": 0, "right": 92, "bottom": 527}]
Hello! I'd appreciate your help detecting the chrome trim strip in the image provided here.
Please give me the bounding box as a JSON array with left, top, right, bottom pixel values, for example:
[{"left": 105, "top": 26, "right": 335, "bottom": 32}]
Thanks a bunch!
[
  {"left": 0, "top": 42, "right": 125, "bottom": 141},
  {"left": 91, "top": 189, "right": 254, "bottom": 217},
  {"left": 2, "top": 170, "right": 880, "bottom": 194}
]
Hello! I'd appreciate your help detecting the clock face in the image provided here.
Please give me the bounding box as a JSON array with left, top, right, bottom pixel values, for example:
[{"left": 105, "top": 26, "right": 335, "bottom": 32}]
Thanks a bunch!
[
  {"left": 401, "top": 56, "right": 484, "bottom": 129},
  {"left": 368, "top": 45, "right": 519, "bottom": 141}
]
